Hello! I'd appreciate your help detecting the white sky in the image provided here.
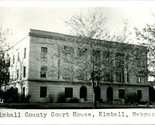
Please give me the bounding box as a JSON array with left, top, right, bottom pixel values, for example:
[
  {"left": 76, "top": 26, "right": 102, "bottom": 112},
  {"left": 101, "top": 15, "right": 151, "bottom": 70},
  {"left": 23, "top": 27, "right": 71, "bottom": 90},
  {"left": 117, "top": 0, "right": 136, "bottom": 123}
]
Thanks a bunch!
[{"left": 0, "top": 7, "right": 155, "bottom": 45}]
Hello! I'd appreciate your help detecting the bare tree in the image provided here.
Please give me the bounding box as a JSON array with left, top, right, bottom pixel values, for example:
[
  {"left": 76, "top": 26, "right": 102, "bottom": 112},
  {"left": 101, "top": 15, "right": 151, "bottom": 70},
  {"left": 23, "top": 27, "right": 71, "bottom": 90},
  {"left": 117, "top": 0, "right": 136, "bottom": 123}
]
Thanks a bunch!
[
  {"left": 135, "top": 17, "right": 155, "bottom": 78},
  {"left": 0, "top": 27, "right": 11, "bottom": 92},
  {"left": 64, "top": 9, "right": 148, "bottom": 108}
]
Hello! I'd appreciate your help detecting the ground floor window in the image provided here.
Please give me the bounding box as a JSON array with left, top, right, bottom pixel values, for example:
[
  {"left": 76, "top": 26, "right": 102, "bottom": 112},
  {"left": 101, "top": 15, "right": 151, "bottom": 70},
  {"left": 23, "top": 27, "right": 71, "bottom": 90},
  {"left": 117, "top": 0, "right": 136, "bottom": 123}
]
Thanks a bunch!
[
  {"left": 40, "top": 86, "right": 47, "bottom": 98},
  {"left": 80, "top": 86, "right": 87, "bottom": 101},
  {"left": 23, "top": 87, "right": 25, "bottom": 98},
  {"left": 119, "top": 89, "right": 125, "bottom": 99},
  {"left": 137, "top": 90, "right": 142, "bottom": 101},
  {"left": 107, "top": 87, "right": 113, "bottom": 101},
  {"left": 65, "top": 88, "right": 73, "bottom": 98}
]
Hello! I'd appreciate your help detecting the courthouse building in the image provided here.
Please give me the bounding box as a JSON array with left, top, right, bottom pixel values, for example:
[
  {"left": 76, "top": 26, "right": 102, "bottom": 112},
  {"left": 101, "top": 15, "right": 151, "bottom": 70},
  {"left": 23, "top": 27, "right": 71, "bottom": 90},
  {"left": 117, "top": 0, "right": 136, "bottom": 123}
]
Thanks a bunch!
[{"left": 7, "top": 29, "right": 149, "bottom": 102}]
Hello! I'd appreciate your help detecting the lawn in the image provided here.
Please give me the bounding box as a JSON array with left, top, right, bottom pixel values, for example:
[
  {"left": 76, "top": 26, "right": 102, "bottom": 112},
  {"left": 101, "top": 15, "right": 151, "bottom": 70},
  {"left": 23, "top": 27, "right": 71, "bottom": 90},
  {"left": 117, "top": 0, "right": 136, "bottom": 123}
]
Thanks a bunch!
[{"left": 0, "top": 102, "right": 151, "bottom": 109}]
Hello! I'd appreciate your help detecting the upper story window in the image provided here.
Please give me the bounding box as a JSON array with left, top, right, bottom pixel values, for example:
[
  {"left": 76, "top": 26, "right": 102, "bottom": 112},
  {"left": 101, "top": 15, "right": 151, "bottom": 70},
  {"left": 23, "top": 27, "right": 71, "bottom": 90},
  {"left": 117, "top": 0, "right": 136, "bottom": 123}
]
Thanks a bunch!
[
  {"left": 76, "top": 68, "right": 85, "bottom": 80},
  {"left": 103, "top": 72, "right": 113, "bottom": 82},
  {"left": 137, "top": 57, "right": 145, "bottom": 68},
  {"left": 17, "top": 52, "right": 20, "bottom": 62},
  {"left": 77, "top": 48, "right": 87, "bottom": 57},
  {"left": 63, "top": 46, "right": 74, "bottom": 57},
  {"left": 92, "top": 50, "right": 100, "bottom": 60},
  {"left": 40, "top": 66, "right": 47, "bottom": 78},
  {"left": 136, "top": 51, "right": 146, "bottom": 68},
  {"left": 41, "top": 47, "right": 48, "bottom": 59},
  {"left": 24, "top": 48, "right": 26, "bottom": 59},
  {"left": 127, "top": 71, "right": 130, "bottom": 83},
  {"left": 17, "top": 69, "right": 19, "bottom": 79},
  {"left": 13, "top": 55, "right": 15, "bottom": 64},
  {"left": 103, "top": 51, "right": 113, "bottom": 59},
  {"left": 137, "top": 76, "right": 141, "bottom": 83},
  {"left": 102, "top": 51, "right": 113, "bottom": 66},
  {"left": 8, "top": 57, "right": 10, "bottom": 67},
  {"left": 92, "top": 50, "right": 100, "bottom": 66},
  {"left": 23, "top": 66, "right": 26, "bottom": 78},
  {"left": 115, "top": 52, "right": 124, "bottom": 68},
  {"left": 116, "top": 72, "right": 124, "bottom": 83},
  {"left": 62, "top": 66, "right": 71, "bottom": 80}
]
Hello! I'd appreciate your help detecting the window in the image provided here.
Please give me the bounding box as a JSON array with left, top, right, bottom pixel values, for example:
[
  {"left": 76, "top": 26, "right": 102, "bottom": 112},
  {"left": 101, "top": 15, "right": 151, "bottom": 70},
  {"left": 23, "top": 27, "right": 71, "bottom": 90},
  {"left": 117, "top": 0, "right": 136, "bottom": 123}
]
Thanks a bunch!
[
  {"left": 41, "top": 47, "right": 47, "bottom": 59},
  {"left": 65, "top": 88, "right": 73, "bottom": 98},
  {"left": 102, "top": 51, "right": 113, "bottom": 68},
  {"left": 115, "top": 53, "right": 125, "bottom": 83},
  {"left": 127, "top": 71, "right": 130, "bottom": 83},
  {"left": 8, "top": 57, "right": 10, "bottom": 66},
  {"left": 137, "top": 90, "right": 142, "bottom": 100},
  {"left": 17, "top": 69, "right": 19, "bottom": 79},
  {"left": 13, "top": 55, "right": 15, "bottom": 64},
  {"left": 119, "top": 89, "right": 125, "bottom": 99},
  {"left": 63, "top": 46, "right": 74, "bottom": 57},
  {"left": 23, "top": 66, "right": 26, "bottom": 78},
  {"left": 136, "top": 52, "right": 145, "bottom": 68},
  {"left": 23, "top": 87, "right": 25, "bottom": 97},
  {"left": 93, "top": 50, "right": 100, "bottom": 60},
  {"left": 62, "top": 66, "right": 71, "bottom": 79},
  {"left": 77, "top": 48, "right": 87, "bottom": 57},
  {"left": 24, "top": 48, "right": 26, "bottom": 59},
  {"left": 137, "top": 76, "right": 141, "bottom": 83},
  {"left": 40, "top": 66, "right": 47, "bottom": 77},
  {"left": 76, "top": 69, "right": 85, "bottom": 80},
  {"left": 116, "top": 72, "right": 124, "bottom": 83},
  {"left": 103, "top": 73, "right": 113, "bottom": 82},
  {"left": 40, "top": 86, "right": 47, "bottom": 98},
  {"left": 126, "top": 65, "right": 130, "bottom": 83},
  {"left": 115, "top": 53, "right": 124, "bottom": 68},
  {"left": 92, "top": 50, "right": 100, "bottom": 66},
  {"left": 17, "top": 52, "right": 20, "bottom": 61}
]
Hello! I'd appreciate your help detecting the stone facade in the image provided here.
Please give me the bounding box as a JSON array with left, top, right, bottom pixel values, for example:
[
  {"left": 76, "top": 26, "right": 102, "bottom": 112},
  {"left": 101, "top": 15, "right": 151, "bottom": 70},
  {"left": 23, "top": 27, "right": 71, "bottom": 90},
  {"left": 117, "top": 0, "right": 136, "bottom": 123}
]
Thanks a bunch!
[{"left": 7, "top": 29, "right": 149, "bottom": 103}]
